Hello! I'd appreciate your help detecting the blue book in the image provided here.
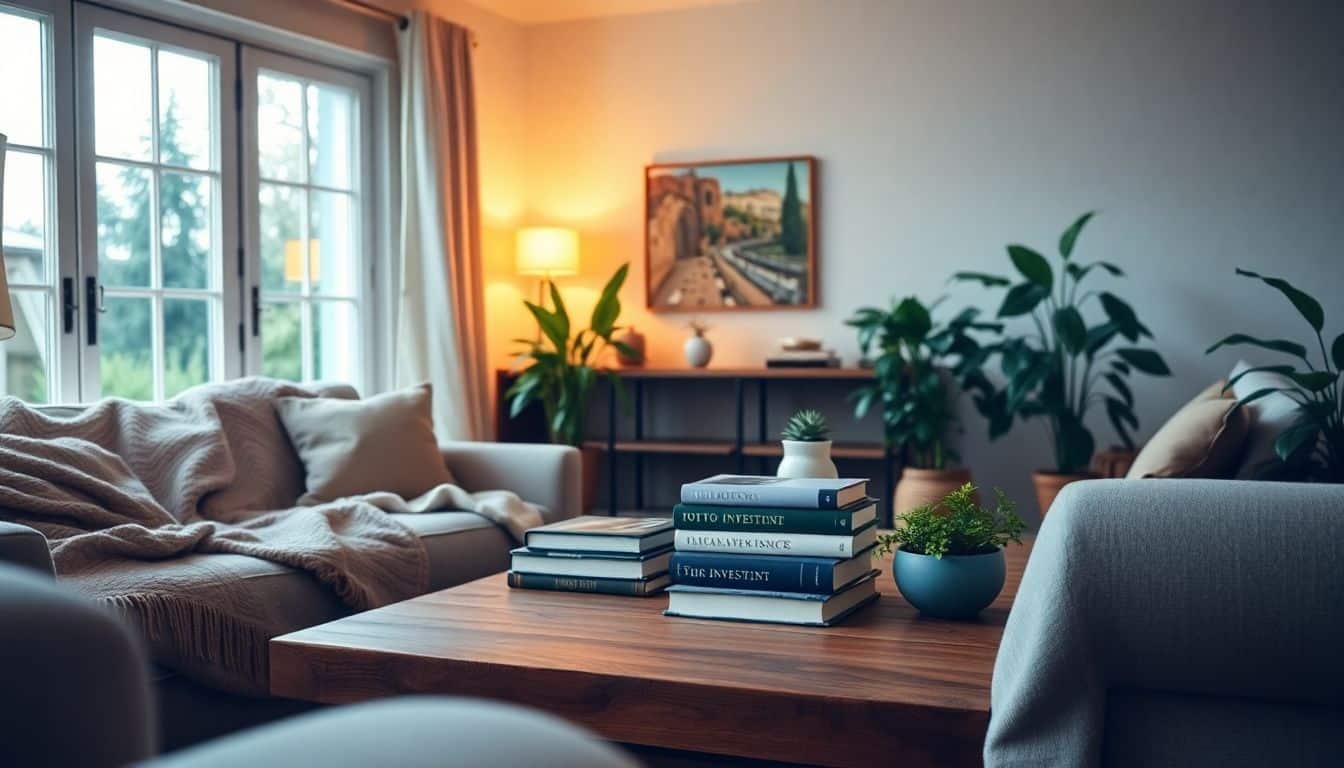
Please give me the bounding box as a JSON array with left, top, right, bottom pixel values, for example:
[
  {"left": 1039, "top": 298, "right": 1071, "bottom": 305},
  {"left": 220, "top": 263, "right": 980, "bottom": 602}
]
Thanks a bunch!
[{"left": 670, "top": 547, "right": 875, "bottom": 595}]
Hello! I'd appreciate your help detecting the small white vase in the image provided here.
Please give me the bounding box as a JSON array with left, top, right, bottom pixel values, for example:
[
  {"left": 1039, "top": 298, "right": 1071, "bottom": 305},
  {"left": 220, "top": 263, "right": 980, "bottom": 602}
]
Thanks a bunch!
[
  {"left": 777, "top": 440, "right": 839, "bottom": 479},
  {"left": 684, "top": 334, "right": 713, "bottom": 368}
]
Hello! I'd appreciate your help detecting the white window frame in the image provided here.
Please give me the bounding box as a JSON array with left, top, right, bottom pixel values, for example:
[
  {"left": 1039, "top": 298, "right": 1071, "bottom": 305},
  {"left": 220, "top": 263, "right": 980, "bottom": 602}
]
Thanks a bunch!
[
  {"left": 240, "top": 46, "right": 376, "bottom": 394},
  {"left": 73, "top": 1, "right": 241, "bottom": 400}
]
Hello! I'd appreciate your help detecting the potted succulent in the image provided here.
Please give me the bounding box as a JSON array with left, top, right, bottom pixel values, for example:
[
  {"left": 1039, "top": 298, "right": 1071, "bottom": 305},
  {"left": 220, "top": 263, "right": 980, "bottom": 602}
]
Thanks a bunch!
[
  {"left": 954, "top": 212, "right": 1171, "bottom": 515},
  {"left": 507, "top": 263, "right": 640, "bottom": 508},
  {"left": 875, "top": 483, "right": 1025, "bottom": 619},
  {"left": 847, "top": 296, "right": 1000, "bottom": 514},
  {"left": 1207, "top": 268, "right": 1343, "bottom": 481},
  {"left": 777, "top": 409, "right": 838, "bottom": 479}
]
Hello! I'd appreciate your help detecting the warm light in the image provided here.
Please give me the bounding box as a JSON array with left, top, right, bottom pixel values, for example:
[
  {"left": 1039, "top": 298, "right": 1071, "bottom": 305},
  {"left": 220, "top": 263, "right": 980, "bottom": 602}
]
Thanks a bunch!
[
  {"left": 284, "top": 240, "right": 320, "bottom": 283},
  {"left": 515, "top": 227, "right": 579, "bottom": 277}
]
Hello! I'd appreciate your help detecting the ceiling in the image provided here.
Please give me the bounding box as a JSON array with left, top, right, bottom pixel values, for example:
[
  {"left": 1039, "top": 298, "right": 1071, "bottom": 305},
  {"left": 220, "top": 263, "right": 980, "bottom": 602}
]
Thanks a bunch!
[{"left": 467, "top": 0, "right": 753, "bottom": 24}]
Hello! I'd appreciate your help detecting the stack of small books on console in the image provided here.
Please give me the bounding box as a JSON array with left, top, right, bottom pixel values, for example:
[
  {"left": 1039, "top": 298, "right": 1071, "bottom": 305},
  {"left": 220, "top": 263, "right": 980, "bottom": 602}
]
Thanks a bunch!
[
  {"left": 508, "top": 516, "right": 674, "bottom": 596},
  {"left": 665, "top": 475, "right": 880, "bottom": 626}
]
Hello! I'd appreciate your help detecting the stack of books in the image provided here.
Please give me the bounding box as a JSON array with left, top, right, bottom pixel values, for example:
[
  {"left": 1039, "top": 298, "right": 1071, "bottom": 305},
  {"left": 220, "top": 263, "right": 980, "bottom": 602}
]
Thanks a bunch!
[
  {"left": 665, "top": 475, "right": 881, "bottom": 626},
  {"left": 508, "top": 516, "right": 674, "bottom": 596},
  {"left": 764, "top": 348, "right": 841, "bottom": 368}
]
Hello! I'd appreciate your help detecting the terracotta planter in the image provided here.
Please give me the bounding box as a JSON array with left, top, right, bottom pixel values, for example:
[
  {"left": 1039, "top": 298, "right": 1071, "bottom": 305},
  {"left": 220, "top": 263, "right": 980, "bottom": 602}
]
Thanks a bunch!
[
  {"left": 893, "top": 467, "right": 976, "bottom": 516},
  {"left": 1031, "top": 470, "right": 1098, "bottom": 518},
  {"left": 580, "top": 444, "right": 602, "bottom": 512}
]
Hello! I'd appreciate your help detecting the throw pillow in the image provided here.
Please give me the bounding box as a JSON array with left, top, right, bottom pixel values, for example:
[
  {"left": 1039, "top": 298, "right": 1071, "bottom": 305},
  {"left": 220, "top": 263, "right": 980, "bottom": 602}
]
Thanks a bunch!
[
  {"left": 1123, "top": 379, "right": 1247, "bottom": 481},
  {"left": 275, "top": 382, "right": 454, "bottom": 504},
  {"left": 1228, "top": 360, "right": 1303, "bottom": 479},
  {"left": 1126, "top": 379, "right": 1249, "bottom": 479}
]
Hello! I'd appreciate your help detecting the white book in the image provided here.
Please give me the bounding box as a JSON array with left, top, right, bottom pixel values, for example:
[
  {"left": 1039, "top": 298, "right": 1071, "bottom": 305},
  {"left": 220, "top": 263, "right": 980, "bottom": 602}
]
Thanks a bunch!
[
  {"left": 509, "top": 547, "right": 672, "bottom": 580},
  {"left": 681, "top": 475, "right": 868, "bottom": 509},
  {"left": 674, "top": 523, "right": 878, "bottom": 558}
]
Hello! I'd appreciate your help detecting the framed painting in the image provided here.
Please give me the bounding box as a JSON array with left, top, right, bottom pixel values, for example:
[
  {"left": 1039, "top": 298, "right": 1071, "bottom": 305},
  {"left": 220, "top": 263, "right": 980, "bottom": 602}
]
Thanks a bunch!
[{"left": 645, "top": 156, "right": 817, "bottom": 311}]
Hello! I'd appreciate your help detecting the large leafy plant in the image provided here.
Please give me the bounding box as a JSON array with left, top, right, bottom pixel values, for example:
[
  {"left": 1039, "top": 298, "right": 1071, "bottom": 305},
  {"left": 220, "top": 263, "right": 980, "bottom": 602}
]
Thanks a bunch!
[
  {"left": 506, "top": 264, "right": 638, "bottom": 446},
  {"left": 846, "top": 297, "right": 999, "bottom": 469},
  {"left": 1207, "top": 268, "right": 1343, "bottom": 481},
  {"left": 954, "top": 213, "right": 1171, "bottom": 473},
  {"left": 874, "top": 483, "right": 1025, "bottom": 559}
]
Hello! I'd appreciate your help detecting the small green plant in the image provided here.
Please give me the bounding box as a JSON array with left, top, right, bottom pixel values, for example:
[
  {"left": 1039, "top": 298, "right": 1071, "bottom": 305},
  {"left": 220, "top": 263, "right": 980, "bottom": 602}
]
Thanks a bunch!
[
  {"left": 781, "top": 409, "right": 830, "bottom": 442},
  {"left": 874, "top": 483, "right": 1025, "bottom": 559}
]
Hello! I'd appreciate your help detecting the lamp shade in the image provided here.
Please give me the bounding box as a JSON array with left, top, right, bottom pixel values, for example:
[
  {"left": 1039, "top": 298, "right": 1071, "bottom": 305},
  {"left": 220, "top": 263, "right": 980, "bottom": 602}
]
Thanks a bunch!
[
  {"left": 0, "top": 133, "right": 14, "bottom": 341},
  {"left": 515, "top": 227, "right": 579, "bottom": 277}
]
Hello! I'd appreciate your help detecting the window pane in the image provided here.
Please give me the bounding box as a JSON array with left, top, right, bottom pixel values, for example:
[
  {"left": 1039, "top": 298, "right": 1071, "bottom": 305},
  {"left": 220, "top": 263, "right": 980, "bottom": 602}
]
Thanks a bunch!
[
  {"left": 0, "top": 11, "right": 44, "bottom": 147},
  {"left": 158, "top": 50, "right": 213, "bottom": 171},
  {"left": 313, "top": 300, "right": 357, "bottom": 382},
  {"left": 94, "top": 35, "right": 153, "bottom": 162},
  {"left": 1, "top": 289, "right": 51, "bottom": 403},
  {"left": 257, "top": 74, "right": 304, "bottom": 182},
  {"left": 161, "top": 172, "right": 211, "bottom": 289},
  {"left": 100, "top": 296, "right": 153, "bottom": 401},
  {"left": 307, "top": 83, "right": 353, "bottom": 190},
  {"left": 261, "top": 301, "right": 302, "bottom": 381},
  {"left": 163, "top": 298, "right": 212, "bottom": 397},
  {"left": 96, "top": 162, "right": 152, "bottom": 287},
  {"left": 310, "top": 191, "right": 355, "bottom": 296},
  {"left": 259, "top": 183, "right": 304, "bottom": 292},
  {"left": 3, "top": 149, "right": 47, "bottom": 285}
]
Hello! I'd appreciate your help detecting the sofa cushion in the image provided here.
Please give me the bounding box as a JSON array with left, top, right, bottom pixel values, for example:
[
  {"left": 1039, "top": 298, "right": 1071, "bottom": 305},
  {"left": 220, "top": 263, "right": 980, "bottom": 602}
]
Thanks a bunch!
[
  {"left": 1229, "top": 360, "right": 1304, "bottom": 478},
  {"left": 1127, "top": 379, "right": 1249, "bottom": 479},
  {"left": 391, "top": 512, "right": 513, "bottom": 590},
  {"left": 275, "top": 383, "right": 454, "bottom": 505}
]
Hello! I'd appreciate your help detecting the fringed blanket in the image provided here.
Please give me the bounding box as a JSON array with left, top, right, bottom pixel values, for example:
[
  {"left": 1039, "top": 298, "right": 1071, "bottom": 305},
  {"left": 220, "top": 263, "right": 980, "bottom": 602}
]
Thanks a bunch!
[{"left": 0, "top": 377, "right": 539, "bottom": 695}]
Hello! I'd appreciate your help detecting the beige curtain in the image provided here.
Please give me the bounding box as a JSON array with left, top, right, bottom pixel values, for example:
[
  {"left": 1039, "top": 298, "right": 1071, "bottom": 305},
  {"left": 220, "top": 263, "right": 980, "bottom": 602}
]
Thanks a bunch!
[{"left": 396, "top": 12, "right": 489, "bottom": 440}]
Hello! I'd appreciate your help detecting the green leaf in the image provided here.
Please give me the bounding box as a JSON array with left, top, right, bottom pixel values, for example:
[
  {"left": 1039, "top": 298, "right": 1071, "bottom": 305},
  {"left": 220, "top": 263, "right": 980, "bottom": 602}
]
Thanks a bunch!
[
  {"left": 1233, "top": 387, "right": 1292, "bottom": 409},
  {"left": 1008, "top": 245, "right": 1053, "bottom": 289},
  {"left": 1274, "top": 421, "right": 1320, "bottom": 463},
  {"left": 548, "top": 280, "right": 570, "bottom": 331},
  {"left": 1085, "top": 323, "right": 1118, "bottom": 357},
  {"left": 525, "top": 301, "right": 568, "bottom": 354},
  {"left": 952, "top": 271, "right": 1011, "bottom": 287},
  {"left": 1225, "top": 364, "right": 1296, "bottom": 393},
  {"left": 997, "top": 283, "right": 1050, "bottom": 317},
  {"left": 1284, "top": 371, "right": 1336, "bottom": 392},
  {"left": 1333, "top": 333, "right": 1344, "bottom": 370},
  {"left": 1236, "top": 268, "right": 1324, "bottom": 332},
  {"left": 611, "top": 339, "right": 641, "bottom": 363},
  {"left": 1105, "top": 397, "right": 1138, "bottom": 451},
  {"left": 1205, "top": 333, "right": 1308, "bottom": 360},
  {"left": 1054, "top": 412, "right": 1095, "bottom": 473},
  {"left": 1115, "top": 348, "right": 1171, "bottom": 376},
  {"left": 590, "top": 263, "right": 629, "bottom": 337},
  {"left": 1059, "top": 211, "right": 1095, "bottom": 259},
  {"left": 1104, "top": 372, "right": 1133, "bottom": 407},
  {"left": 1052, "top": 307, "right": 1087, "bottom": 355},
  {"left": 1098, "top": 292, "right": 1145, "bottom": 341},
  {"left": 1065, "top": 261, "right": 1125, "bottom": 283}
]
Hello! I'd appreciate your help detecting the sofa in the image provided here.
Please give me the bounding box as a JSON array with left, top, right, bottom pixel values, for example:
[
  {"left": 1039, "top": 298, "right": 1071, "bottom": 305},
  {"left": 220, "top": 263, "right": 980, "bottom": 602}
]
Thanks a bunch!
[{"left": 0, "top": 393, "right": 582, "bottom": 750}]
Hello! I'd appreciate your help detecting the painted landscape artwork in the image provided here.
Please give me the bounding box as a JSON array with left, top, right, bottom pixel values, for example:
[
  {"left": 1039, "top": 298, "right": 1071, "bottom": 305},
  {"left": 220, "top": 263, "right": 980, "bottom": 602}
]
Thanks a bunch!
[{"left": 646, "top": 157, "right": 816, "bottom": 311}]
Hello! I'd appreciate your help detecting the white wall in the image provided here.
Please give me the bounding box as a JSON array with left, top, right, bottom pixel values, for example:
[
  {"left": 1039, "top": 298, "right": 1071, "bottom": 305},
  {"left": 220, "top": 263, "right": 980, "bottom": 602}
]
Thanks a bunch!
[{"left": 516, "top": 0, "right": 1344, "bottom": 521}]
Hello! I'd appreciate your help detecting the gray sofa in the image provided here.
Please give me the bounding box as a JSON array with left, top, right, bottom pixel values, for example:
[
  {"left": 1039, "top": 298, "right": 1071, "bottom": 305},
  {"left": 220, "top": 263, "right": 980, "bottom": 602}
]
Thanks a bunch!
[
  {"left": 0, "top": 430, "right": 581, "bottom": 750},
  {"left": 985, "top": 479, "right": 1344, "bottom": 767}
]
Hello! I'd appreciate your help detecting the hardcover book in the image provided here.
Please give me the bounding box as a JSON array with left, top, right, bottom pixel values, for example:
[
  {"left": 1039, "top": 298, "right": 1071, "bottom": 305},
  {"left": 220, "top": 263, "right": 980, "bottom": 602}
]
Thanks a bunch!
[
  {"left": 673, "top": 521, "right": 878, "bottom": 558},
  {"left": 670, "top": 547, "right": 875, "bottom": 595},
  {"left": 673, "top": 498, "right": 877, "bottom": 535},
  {"left": 680, "top": 475, "right": 868, "bottom": 509},
  {"left": 664, "top": 571, "right": 880, "bottom": 626},
  {"left": 507, "top": 571, "right": 671, "bottom": 597},
  {"left": 509, "top": 546, "right": 673, "bottom": 580},
  {"left": 524, "top": 515, "right": 674, "bottom": 554}
]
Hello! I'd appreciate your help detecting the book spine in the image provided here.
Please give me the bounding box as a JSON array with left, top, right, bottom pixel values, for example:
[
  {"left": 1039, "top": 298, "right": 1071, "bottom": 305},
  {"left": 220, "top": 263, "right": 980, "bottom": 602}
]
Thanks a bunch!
[
  {"left": 674, "top": 504, "right": 854, "bottom": 534},
  {"left": 507, "top": 572, "right": 663, "bottom": 596},
  {"left": 680, "top": 484, "right": 840, "bottom": 509},
  {"left": 670, "top": 552, "right": 833, "bottom": 594},
  {"left": 674, "top": 530, "right": 857, "bottom": 558}
]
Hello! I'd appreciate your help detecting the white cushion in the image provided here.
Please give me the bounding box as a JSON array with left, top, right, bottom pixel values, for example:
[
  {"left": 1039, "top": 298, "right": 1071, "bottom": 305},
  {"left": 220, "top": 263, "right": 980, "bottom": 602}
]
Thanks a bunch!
[{"left": 1229, "top": 360, "right": 1302, "bottom": 479}]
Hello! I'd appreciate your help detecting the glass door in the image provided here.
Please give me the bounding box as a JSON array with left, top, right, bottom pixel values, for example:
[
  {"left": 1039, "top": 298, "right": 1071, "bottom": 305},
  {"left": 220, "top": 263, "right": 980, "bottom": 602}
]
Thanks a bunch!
[{"left": 74, "top": 2, "right": 239, "bottom": 400}]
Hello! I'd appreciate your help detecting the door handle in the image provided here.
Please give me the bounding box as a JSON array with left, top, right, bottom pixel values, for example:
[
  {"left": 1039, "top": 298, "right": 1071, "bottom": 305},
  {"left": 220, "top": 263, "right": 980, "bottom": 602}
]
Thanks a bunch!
[{"left": 84, "top": 277, "right": 99, "bottom": 345}]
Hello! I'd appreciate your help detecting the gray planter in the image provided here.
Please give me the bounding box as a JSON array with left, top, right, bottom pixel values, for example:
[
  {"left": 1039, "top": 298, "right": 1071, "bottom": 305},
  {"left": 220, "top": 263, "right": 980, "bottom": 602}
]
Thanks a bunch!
[{"left": 892, "top": 546, "right": 1006, "bottom": 619}]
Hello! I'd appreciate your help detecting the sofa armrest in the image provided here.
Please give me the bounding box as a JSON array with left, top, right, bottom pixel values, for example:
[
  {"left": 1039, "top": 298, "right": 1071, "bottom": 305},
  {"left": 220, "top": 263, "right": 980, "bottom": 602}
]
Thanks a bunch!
[
  {"left": 0, "top": 521, "right": 54, "bottom": 577},
  {"left": 440, "top": 442, "right": 581, "bottom": 523}
]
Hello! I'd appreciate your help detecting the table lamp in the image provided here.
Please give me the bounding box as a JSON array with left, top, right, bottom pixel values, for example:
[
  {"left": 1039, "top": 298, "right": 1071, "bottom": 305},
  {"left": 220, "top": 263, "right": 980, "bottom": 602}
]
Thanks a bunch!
[
  {"left": 515, "top": 226, "right": 579, "bottom": 308},
  {"left": 0, "top": 133, "right": 14, "bottom": 341}
]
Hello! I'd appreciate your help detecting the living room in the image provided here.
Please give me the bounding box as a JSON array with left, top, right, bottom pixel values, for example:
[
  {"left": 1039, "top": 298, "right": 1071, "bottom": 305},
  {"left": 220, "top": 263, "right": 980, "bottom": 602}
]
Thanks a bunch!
[{"left": 1, "top": 0, "right": 1341, "bottom": 766}]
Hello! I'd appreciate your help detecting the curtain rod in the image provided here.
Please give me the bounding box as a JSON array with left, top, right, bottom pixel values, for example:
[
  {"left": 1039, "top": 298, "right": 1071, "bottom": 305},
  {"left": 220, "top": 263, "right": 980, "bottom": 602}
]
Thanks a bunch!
[{"left": 333, "top": 0, "right": 410, "bottom": 30}]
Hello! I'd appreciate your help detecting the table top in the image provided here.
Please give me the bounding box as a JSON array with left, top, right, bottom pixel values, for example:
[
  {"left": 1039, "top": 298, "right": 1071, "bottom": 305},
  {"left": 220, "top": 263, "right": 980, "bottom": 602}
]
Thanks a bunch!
[
  {"left": 271, "top": 539, "right": 1031, "bottom": 767},
  {"left": 500, "top": 365, "right": 876, "bottom": 380}
]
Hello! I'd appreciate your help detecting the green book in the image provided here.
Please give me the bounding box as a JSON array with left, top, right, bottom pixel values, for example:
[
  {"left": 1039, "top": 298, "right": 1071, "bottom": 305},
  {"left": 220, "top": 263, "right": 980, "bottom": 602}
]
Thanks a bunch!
[{"left": 673, "top": 498, "right": 878, "bottom": 535}]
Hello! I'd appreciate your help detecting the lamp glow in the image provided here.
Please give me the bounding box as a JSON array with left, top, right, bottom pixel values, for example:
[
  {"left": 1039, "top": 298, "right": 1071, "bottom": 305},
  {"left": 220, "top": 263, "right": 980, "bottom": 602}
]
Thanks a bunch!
[{"left": 515, "top": 227, "right": 579, "bottom": 278}]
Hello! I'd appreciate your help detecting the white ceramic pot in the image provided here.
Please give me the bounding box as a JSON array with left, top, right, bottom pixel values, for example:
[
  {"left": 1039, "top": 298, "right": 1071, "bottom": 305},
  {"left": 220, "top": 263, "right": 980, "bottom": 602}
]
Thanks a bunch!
[
  {"left": 776, "top": 440, "right": 839, "bottom": 479},
  {"left": 684, "top": 334, "right": 713, "bottom": 368}
]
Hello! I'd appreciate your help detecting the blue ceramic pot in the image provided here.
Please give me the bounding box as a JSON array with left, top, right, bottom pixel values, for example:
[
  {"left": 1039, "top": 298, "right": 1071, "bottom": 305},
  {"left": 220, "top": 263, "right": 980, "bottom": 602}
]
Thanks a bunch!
[{"left": 893, "top": 546, "right": 1006, "bottom": 619}]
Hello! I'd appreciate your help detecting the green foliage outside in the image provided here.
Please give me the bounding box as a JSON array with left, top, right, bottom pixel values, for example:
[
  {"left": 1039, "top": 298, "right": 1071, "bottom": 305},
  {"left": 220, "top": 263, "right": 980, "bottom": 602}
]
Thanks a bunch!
[
  {"left": 778, "top": 161, "right": 806, "bottom": 256},
  {"left": 875, "top": 483, "right": 1025, "bottom": 559}
]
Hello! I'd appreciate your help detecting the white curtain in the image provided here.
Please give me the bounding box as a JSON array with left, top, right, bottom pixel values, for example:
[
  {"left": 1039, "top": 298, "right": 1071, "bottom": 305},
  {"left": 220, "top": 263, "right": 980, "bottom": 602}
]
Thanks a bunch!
[{"left": 396, "top": 12, "right": 489, "bottom": 441}]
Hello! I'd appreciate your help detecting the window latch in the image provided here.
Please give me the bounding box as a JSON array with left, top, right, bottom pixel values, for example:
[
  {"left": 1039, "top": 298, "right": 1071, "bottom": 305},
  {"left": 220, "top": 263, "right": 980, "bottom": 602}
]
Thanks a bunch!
[{"left": 61, "top": 277, "right": 77, "bottom": 334}]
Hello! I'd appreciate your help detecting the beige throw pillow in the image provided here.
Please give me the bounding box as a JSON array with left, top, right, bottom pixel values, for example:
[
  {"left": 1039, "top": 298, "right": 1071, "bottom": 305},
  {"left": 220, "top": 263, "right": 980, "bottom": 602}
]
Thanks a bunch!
[
  {"left": 1126, "top": 379, "right": 1249, "bottom": 479},
  {"left": 275, "top": 383, "right": 454, "bottom": 504}
]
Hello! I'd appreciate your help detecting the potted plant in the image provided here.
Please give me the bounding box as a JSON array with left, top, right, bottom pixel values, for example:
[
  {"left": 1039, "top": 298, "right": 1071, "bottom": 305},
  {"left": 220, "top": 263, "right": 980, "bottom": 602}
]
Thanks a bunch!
[
  {"left": 876, "top": 483, "right": 1025, "bottom": 619},
  {"left": 1207, "top": 268, "right": 1342, "bottom": 481},
  {"left": 954, "top": 212, "right": 1171, "bottom": 515},
  {"left": 506, "top": 263, "right": 640, "bottom": 508},
  {"left": 847, "top": 296, "right": 1000, "bottom": 514},
  {"left": 777, "top": 409, "right": 838, "bottom": 478}
]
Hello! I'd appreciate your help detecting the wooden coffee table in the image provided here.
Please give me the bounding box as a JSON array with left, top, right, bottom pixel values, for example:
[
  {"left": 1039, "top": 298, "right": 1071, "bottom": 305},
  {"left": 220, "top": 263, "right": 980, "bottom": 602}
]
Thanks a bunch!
[{"left": 271, "top": 539, "right": 1031, "bottom": 767}]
